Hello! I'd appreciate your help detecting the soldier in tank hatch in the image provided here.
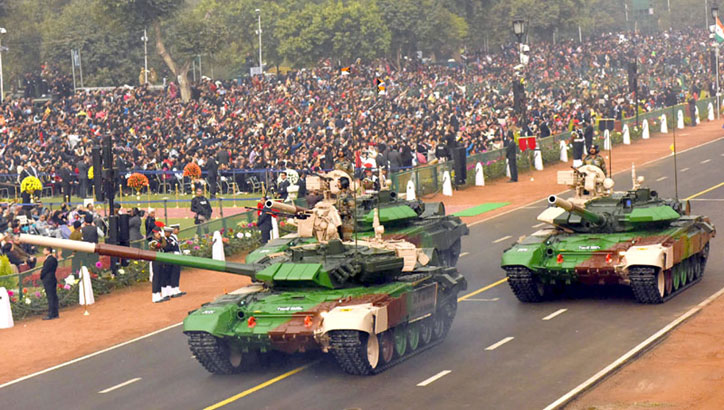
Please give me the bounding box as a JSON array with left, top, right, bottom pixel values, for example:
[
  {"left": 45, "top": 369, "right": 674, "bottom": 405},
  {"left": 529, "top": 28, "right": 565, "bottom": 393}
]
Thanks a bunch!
[{"left": 582, "top": 144, "right": 607, "bottom": 176}]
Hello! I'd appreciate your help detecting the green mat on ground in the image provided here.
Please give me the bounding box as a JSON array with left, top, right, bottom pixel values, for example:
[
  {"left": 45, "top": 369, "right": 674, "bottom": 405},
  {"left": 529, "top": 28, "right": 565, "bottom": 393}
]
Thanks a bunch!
[{"left": 452, "top": 202, "right": 510, "bottom": 217}]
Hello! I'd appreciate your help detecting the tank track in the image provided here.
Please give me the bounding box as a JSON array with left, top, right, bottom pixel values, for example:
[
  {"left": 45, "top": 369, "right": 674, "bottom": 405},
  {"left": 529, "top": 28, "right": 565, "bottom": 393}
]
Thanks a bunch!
[
  {"left": 329, "top": 329, "right": 445, "bottom": 375},
  {"left": 187, "top": 332, "right": 244, "bottom": 374},
  {"left": 629, "top": 263, "right": 702, "bottom": 304},
  {"left": 504, "top": 266, "right": 546, "bottom": 303}
]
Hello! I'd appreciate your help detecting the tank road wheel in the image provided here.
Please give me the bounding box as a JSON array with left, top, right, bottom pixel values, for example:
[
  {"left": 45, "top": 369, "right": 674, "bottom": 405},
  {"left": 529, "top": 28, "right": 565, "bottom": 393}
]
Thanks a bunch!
[
  {"left": 664, "top": 269, "right": 673, "bottom": 296},
  {"left": 692, "top": 256, "right": 703, "bottom": 280},
  {"left": 672, "top": 265, "right": 680, "bottom": 291},
  {"left": 431, "top": 299, "right": 457, "bottom": 341},
  {"left": 393, "top": 326, "right": 407, "bottom": 357},
  {"left": 187, "top": 332, "right": 245, "bottom": 375},
  {"left": 379, "top": 331, "right": 395, "bottom": 364},
  {"left": 505, "top": 266, "right": 548, "bottom": 303},
  {"left": 407, "top": 323, "right": 421, "bottom": 352},
  {"left": 686, "top": 257, "right": 696, "bottom": 283},
  {"left": 329, "top": 331, "right": 380, "bottom": 375},
  {"left": 418, "top": 318, "right": 433, "bottom": 346},
  {"left": 700, "top": 243, "right": 710, "bottom": 273},
  {"left": 679, "top": 262, "right": 688, "bottom": 287},
  {"left": 629, "top": 266, "right": 665, "bottom": 304}
]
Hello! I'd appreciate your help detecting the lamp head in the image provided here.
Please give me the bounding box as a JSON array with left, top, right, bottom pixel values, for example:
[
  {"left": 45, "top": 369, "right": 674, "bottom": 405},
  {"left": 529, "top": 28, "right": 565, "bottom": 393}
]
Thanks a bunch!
[{"left": 713, "top": 6, "right": 720, "bottom": 19}]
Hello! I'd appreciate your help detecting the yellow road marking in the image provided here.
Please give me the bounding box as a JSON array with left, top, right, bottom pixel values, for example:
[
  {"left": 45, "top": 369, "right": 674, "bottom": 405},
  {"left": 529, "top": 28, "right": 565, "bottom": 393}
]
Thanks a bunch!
[
  {"left": 203, "top": 361, "right": 318, "bottom": 410},
  {"left": 458, "top": 278, "right": 508, "bottom": 302},
  {"left": 685, "top": 182, "right": 724, "bottom": 200}
]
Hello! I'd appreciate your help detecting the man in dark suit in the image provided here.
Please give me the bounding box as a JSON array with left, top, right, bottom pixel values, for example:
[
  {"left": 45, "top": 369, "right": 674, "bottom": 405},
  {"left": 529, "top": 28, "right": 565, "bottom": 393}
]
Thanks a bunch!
[
  {"left": 277, "top": 171, "right": 290, "bottom": 201},
  {"left": 504, "top": 132, "right": 518, "bottom": 183},
  {"left": 206, "top": 155, "right": 219, "bottom": 199},
  {"left": 40, "top": 247, "right": 59, "bottom": 320},
  {"left": 258, "top": 200, "right": 273, "bottom": 244},
  {"left": 81, "top": 214, "right": 99, "bottom": 243},
  {"left": 58, "top": 162, "right": 73, "bottom": 204}
]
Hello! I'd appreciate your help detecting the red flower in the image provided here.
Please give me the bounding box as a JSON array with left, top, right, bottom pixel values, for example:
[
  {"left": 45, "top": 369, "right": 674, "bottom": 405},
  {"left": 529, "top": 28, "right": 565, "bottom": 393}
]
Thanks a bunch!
[
  {"left": 23, "top": 288, "right": 28, "bottom": 294},
  {"left": 228, "top": 228, "right": 233, "bottom": 234}
]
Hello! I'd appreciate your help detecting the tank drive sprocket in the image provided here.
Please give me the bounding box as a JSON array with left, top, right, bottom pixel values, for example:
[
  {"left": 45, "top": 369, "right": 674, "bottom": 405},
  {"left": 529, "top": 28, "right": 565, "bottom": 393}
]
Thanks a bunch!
[
  {"left": 188, "top": 332, "right": 246, "bottom": 374},
  {"left": 505, "top": 266, "right": 548, "bottom": 302}
]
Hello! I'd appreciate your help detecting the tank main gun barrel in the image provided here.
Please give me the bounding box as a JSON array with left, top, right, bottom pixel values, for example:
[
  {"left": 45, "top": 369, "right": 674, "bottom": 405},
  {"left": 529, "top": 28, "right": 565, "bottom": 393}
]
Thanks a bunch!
[
  {"left": 548, "top": 195, "right": 605, "bottom": 225},
  {"left": 265, "top": 200, "right": 310, "bottom": 216},
  {"left": 15, "top": 234, "right": 260, "bottom": 279}
]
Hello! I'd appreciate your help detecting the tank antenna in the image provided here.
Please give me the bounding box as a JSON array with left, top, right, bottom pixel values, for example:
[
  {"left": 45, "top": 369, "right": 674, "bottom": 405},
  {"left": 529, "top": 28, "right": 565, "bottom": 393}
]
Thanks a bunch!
[{"left": 671, "top": 105, "right": 679, "bottom": 200}]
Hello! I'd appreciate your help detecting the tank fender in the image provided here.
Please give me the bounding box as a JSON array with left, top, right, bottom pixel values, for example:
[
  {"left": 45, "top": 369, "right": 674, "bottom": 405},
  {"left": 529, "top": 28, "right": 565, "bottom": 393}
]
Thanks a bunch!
[
  {"left": 501, "top": 243, "right": 544, "bottom": 268},
  {"left": 320, "top": 303, "right": 387, "bottom": 336},
  {"left": 622, "top": 245, "right": 672, "bottom": 271},
  {"left": 183, "top": 303, "right": 238, "bottom": 337}
]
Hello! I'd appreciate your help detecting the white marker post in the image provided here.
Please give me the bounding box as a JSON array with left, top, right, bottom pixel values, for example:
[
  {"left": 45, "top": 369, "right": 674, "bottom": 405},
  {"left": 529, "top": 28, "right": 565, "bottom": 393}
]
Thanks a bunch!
[
  {"left": 534, "top": 148, "right": 544, "bottom": 171},
  {"left": 641, "top": 119, "right": 649, "bottom": 140},
  {"left": 660, "top": 113, "right": 668, "bottom": 133},
  {"left": 0, "top": 287, "right": 14, "bottom": 329},
  {"left": 708, "top": 102, "right": 715, "bottom": 121},
  {"left": 475, "top": 162, "right": 485, "bottom": 186},
  {"left": 622, "top": 124, "right": 631, "bottom": 145},
  {"left": 677, "top": 110, "right": 684, "bottom": 129},
  {"left": 442, "top": 170, "right": 453, "bottom": 197},
  {"left": 406, "top": 179, "right": 416, "bottom": 200},
  {"left": 603, "top": 129, "right": 611, "bottom": 150}
]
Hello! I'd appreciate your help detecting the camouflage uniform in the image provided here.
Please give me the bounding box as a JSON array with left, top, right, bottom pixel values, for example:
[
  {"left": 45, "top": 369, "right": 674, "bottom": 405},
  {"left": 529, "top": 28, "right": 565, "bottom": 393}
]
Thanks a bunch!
[
  {"left": 583, "top": 154, "right": 607, "bottom": 176},
  {"left": 336, "top": 189, "right": 355, "bottom": 241}
]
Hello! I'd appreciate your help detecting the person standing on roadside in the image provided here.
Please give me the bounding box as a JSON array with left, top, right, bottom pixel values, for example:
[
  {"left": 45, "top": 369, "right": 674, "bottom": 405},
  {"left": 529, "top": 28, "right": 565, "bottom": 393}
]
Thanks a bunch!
[
  {"left": 40, "top": 247, "right": 59, "bottom": 320},
  {"left": 191, "top": 187, "right": 212, "bottom": 236},
  {"left": 504, "top": 131, "right": 518, "bottom": 183}
]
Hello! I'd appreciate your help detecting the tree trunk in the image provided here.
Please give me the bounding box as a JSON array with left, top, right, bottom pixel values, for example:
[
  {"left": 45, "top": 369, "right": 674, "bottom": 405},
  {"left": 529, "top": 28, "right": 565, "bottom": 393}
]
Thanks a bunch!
[{"left": 154, "top": 21, "right": 192, "bottom": 102}]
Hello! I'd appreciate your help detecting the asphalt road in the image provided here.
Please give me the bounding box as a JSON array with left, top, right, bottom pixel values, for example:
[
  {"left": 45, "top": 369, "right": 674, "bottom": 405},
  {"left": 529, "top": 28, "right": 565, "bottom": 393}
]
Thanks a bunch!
[{"left": 3, "top": 138, "right": 723, "bottom": 410}]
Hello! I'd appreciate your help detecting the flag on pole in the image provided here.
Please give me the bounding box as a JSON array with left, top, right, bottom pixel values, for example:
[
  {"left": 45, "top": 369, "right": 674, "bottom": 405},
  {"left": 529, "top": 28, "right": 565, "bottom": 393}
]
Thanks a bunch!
[{"left": 715, "top": 17, "right": 724, "bottom": 43}]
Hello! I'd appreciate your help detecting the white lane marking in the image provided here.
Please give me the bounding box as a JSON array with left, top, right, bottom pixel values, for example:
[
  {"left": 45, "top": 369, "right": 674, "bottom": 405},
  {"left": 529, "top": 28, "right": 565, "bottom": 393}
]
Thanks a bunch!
[
  {"left": 679, "top": 133, "right": 690, "bottom": 136},
  {"left": 700, "top": 159, "right": 711, "bottom": 164},
  {"left": 493, "top": 235, "right": 512, "bottom": 244},
  {"left": 466, "top": 136, "right": 724, "bottom": 228},
  {"left": 681, "top": 167, "right": 690, "bottom": 172},
  {"left": 99, "top": 377, "right": 142, "bottom": 394},
  {"left": 417, "top": 370, "right": 452, "bottom": 387},
  {"left": 461, "top": 297, "right": 500, "bottom": 302},
  {"left": 485, "top": 337, "right": 515, "bottom": 351},
  {"left": 544, "top": 285, "right": 724, "bottom": 410},
  {"left": 655, "top": 176, "right": 668, "bottom": 182},
  {"left": 690, "top": 198, "right": 724, "bottom": 201},
  {"left": 542, "top": 309, "right": 568, "bottom": 321},
  {"left": 0, "top": 322, "right": 183, "bottom": 389},
  {"left": 459, "top": 252, "right": 470, "bottom": 257},
  {"left": 532, "top": 223, "right": 546, "bottom": 228}
]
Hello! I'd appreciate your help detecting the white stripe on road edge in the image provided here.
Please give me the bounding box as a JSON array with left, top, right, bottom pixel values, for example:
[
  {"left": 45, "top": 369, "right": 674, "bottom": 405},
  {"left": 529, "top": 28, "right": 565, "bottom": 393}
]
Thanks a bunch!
[
  {"left": 532, "top": 223, "right": 546, "bottom": 228},
  {"left": 459, "top": 252, "right": 470, "bottom": 257},
  {"left": 655, "top": 176, "right": 668, "bottom": 182},
  {"left": 542, "top": 309, "right": 568, "bottom": 321},
  {"left": 466, "top": 136, "right": 724, "bottom": 228},
  {"left": 99, "top": 377, "right": 142, "bottom": 394},
  {"left": 485, "top": 337, "right": 514, "bottom": 351},
  {"left": 493, "top": 235, "right": 512, "bottom": 244},
  {"left": 461, "top": 297, "right": 500, "bottom": 302},
  {"left": 0, "top": 322, "right": 183, "bottom": 389},
  {"left": 681, "top": 167, "right": 690, "bottom": 172},
  {"left": 543, "top": 285, "right": 724, "bottom": 410},
  {"left": 417, "top": 370, "right": 452, "bottom": 387},
  {"left": 700, "top": 159, "right": 711, "bottom": 164}
]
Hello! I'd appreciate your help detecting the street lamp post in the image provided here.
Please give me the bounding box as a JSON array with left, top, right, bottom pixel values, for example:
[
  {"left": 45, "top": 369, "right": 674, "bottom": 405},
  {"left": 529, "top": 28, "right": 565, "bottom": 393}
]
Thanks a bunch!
[
  {"left": 713, "top": 6, "right": 720, "bottom": 119},
  {"left": 0, "top": 27, "right": 6, "bottom": 103},
  {"left": 142, "top": 28, "right": 149, "bottom": 85},
  {"left": 255, "top": 9, "right": 263, "bottom": 76},
  {"left": 512, "top": 18, "right": 528, "bottom": 128}
]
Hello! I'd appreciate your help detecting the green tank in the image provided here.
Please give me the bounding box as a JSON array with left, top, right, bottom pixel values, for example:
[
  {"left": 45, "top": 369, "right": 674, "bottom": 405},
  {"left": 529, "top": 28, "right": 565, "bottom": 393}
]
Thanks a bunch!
[
  {"left": 17, "top": 233, "right": 466, "bottom": 375},
  {"left": 247, "top": 189, "right": 469, "bottom": 267},
  {"left": 501, "top": 165, "right": 716, "bottom": 304}
]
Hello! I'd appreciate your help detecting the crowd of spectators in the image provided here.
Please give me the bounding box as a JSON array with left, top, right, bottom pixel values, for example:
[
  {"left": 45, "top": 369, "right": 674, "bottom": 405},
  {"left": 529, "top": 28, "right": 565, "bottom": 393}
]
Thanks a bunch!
[{"left": 0, "top": 28, "right": 716, "bottom": 204}]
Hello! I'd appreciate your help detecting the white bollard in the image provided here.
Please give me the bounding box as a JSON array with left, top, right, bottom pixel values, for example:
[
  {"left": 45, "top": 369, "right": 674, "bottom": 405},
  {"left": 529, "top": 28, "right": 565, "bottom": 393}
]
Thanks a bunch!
[
  {"left": 642, "top": 120, "right": 650, "bottom": 140},
  {"left": 406, "top": 179, "right": 416, "bottom": 200},
  {"left": 212, "top": 230, "right": 225, "bottom": 261},
  {"left": 271, "top": 215, "right": 279, "bottom": 240},
  {"left": 534, "top": 148, "right": 544, "bottom": 171},
  {"left": 708, "top": 102, "right": 715, "bottom": 121},
  {"left": 79, "top": 266, "right": 95, "bottom": 306},
  {"left": 505, "top": 159, "right": 511, "bottom": 178},
  {"left": 475, "top": 162, "right": 485, "bottom": 186},
  {"left": 622, "top": 124, "right": 631, "bottom": 145},
  {"left": 603, "top": 129, "right": 612, "bottom": 150},
  {"left": 0, "top": 287, "right": 14, "bottom": 329},
  {"left": 677, "top": 110, "right": 684, "bottom": 129},
  {"left": 442, "top": 170, "right": 453, "bottom": 197},
  {"left": 660, "top": 114, "right": 668, "bottom": 133},
  {"left": 559, "top": 140, "right": 568, "bottom": 162},
  {"left": 695, "top": 105, "right": 700, "bottom": 125}
]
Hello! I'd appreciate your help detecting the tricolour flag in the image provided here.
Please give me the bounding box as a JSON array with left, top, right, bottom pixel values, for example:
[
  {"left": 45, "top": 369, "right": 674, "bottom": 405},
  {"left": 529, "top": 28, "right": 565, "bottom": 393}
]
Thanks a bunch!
[{"left": 715, "top": 17, "right": 724, "bottom": 43}]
